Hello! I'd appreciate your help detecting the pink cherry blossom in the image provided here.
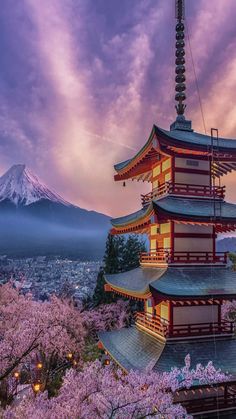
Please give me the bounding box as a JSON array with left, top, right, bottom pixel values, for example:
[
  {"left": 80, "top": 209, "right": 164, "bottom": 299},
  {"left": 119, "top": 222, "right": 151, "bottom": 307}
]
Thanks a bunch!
[{"left": 4, "top": 356, "right": 227, "bottom": 419}]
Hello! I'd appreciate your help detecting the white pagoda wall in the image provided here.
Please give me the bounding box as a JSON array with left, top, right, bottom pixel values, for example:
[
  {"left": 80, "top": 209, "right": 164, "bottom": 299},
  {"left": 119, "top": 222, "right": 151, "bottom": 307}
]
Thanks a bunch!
[
  {"left": 174, "top": 224, "right": 213, "bottom": 252},
  {"left": 174, "top": 157, "right": 210, "bottom": 186},
  {"left": 173, "top": 305, "right": 218, "bottom": 325}
]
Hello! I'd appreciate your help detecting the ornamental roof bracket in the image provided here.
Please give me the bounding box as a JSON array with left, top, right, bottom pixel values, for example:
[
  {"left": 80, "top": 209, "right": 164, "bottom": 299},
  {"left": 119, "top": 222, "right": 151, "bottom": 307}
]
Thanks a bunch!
[{"left": 170, "top": 0, "right": 193, "bottom": 132}]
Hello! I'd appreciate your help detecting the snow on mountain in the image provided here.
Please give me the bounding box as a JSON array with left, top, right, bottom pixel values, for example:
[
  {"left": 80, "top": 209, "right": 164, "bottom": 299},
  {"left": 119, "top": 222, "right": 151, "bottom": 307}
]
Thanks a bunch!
[{"left": 0, "top": 164, "right": 71, "bottom": 206}]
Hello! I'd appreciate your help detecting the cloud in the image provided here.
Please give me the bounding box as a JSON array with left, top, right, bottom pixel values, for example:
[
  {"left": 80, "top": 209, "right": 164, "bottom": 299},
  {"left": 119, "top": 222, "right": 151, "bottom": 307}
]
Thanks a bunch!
[{"left": 1, "top": 0, "right": 236, "bottom": 217}]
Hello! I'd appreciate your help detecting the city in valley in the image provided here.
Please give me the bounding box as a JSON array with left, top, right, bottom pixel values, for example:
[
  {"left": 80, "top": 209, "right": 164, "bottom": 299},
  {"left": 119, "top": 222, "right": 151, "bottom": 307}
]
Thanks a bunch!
[{"left": 0, "top": 256, "right": 100, "bottom": 301}]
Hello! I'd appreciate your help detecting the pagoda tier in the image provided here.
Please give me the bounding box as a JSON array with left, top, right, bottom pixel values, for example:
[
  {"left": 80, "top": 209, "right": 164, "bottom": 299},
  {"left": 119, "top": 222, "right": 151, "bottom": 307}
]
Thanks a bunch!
[
  {"left": 114, "top": 125, "right": 236, "bottom": 181},
  {"left": 99, "top": 327, "right": 236, "bottom": 375},
  {"left": 111, "top": 196, "right": 236, "bottom": 235},
  {"left": 104, "top": 266, "right": 236, "bottom": 300},
  {"left": 100, "top": 3, "right": 236, "bottom": 415},
  {"left": 104, "top": 266, "right": 236, "bottom": 341}
]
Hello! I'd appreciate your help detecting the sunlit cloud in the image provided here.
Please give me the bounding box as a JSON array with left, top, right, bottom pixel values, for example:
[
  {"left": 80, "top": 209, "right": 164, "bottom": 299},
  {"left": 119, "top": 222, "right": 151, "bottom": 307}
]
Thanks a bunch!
[{"left": 1, "top": 0, "right": 236, "bottom": 216}]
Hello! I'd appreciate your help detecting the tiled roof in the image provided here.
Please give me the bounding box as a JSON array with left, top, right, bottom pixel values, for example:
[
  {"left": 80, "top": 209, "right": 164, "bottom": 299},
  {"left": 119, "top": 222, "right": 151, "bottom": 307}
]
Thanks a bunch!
[
  {"left": 111, "top": 197, "right": 236, "bottom": 228},
  {"left": 98, "top": 327, "right": 165, "bottom": 371},
  {"left": 154, "top": 197, "right": 236, "bottom": 221},
  {"left": 105, "top": 267, "right": 166, "bottom": 296},
  {"left": 99, "top": 327, "right": 236, "bottom": 377},
  {"left": 105, "top": 267, "right": 236, "bottom": 298},
  {"left": 111, "top": 206, "right": 150, "bottom": 227},
  {"left": 114, "top": 124, "right": 236, "bottom": 175},
  {"left": 155, "top": 337, "right": 236, "bottom": 375},
  {"left": 158, "top": 126, "right": 236, "bottom": 150}
]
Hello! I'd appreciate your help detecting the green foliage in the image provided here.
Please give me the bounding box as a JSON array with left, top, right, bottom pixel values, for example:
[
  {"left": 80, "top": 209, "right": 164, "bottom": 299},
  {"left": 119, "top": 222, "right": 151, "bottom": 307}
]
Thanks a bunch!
[
  {"left": 92, "top": 267, "right": 116, "bottom": 306},
  {"left": 92, "top": 234, "right": 146, "bottom": 306},
  {"left": 47, "top": 373, "right": 64, "bottom": 398},
  {"left": 82, "top": 337, "right": 101, "bottom": 363},
  {"left": 229, "top": 252, "right": 236, "bottom": 270},
  {"left": 122, "top": 235, "right": 146, "bottom": 272},
  {"left": 103, "top": 234, "right": 125, "bottom": 274}
]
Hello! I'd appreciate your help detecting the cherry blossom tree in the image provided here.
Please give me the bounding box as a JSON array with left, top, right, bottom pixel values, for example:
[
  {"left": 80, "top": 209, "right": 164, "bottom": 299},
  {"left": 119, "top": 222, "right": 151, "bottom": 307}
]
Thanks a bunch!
[
  {"left": 82, "top": 300, "right": 130, "bottom": 338},
  {"left": 0, "top": 283, "right": 130, "bottom": 406},
  {"left": 0, "top": 282, "right": 85, "bottom": 404},
  {"left": 222, "top": 300, "right": 236, "bottom": 323},
  {"left": 4, "top": 356, "right": 227, "bottom": 419}
]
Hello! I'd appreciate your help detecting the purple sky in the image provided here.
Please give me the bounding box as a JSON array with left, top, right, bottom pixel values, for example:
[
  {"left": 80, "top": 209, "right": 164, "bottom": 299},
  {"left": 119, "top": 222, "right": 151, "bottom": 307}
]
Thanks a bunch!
[{"left": 1, "top": 0, "right": 236, "bottom": 216}]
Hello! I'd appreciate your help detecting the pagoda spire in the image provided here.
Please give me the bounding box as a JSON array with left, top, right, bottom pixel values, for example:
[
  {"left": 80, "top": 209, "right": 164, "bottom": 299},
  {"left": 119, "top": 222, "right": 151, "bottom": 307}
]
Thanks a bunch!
[
  {"left": 175, "top": 0, "right": 186, "bottom": 117},
  {"left": 171, "top": 0, "right": 192, "bottom": 131}
]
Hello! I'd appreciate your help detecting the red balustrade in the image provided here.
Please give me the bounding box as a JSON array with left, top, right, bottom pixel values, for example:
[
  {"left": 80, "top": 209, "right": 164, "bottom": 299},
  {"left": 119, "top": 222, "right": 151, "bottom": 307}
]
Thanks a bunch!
[
  {"left": 175, "top": 381, "right": 236, "bottom": 415},
  {"left": 140, "top": 251, "right": 228, "bottom": 265},
  {"left": 168, "top": 320, "right": 234, "bottom": 338},
  {"left": 135, "top": 312, "right": 168, "bottom": 337},
  {"left": 135, "top": 312, "right": 234, "bottom": 339},
  {"left": 141, "top": 182, "right": 225, "bottom": 205}
]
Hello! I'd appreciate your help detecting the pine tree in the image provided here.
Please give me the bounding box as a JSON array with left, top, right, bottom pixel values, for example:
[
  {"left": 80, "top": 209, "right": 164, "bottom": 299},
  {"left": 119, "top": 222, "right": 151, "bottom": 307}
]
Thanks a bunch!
[
  {"left": 103, "top": 234, "right": 125, "bottom": 274},
  {"left": 92, "top": 267, "right": 115, "bottom": 306},
  {"left": 92, "top": 234, "right": 146, "bottom": 306},
  {"left": 92, "top": 235, "right": 125, "bottom": 306},
  {"left": 122, "top": 235, "right": 146, "bottom": 271}
]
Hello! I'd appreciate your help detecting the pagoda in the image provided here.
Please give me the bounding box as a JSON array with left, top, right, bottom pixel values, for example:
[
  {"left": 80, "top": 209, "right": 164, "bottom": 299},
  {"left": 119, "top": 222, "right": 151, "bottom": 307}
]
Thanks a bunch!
[{"left": 99, "top": 1, "right": 236, "bottom": 415}]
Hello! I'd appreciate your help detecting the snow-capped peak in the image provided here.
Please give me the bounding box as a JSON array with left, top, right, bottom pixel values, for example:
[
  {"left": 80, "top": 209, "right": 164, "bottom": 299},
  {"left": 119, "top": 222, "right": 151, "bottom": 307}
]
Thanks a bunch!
[{"left": 0, "top": 164, "right": 71, "bottom": 206}]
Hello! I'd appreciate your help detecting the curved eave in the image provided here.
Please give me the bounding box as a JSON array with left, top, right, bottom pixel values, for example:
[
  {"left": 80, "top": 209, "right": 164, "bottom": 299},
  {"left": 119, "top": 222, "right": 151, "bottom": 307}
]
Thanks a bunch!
[
  {"left": 105, "top": 283, "right": 151, "bottom": 300},
  {"left": 98, "top": 327, "right": 166, "bottom": 373},
  {"left": 114, "top": 126, "right": 160, "bottom": 181},
  {"left": 111, "top": 204, "right": 153, "bottom": 234},
  {"left": 104, "top": 267, "right": 167, "bottom": 299},
  {"left": 153, "top": 197, "right": 236, "bottom": 225},
  {"left": 98, "top": 327, "right": 236, "bottom": 375},
  {"left": 114, "top": 124, "right": 236, "bottom": 181},
  {"left": 156, "top": 126, "right": 236, "bottom": 154},
  {"left": 150, "top": 267, "right": 236, "bottom": 299}
]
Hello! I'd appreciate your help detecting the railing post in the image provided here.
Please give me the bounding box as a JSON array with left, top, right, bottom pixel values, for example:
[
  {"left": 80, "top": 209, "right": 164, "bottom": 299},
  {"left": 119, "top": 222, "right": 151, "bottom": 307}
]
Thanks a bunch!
[{"left": 224, "top": 252, "right": 227, "bottom": 264}]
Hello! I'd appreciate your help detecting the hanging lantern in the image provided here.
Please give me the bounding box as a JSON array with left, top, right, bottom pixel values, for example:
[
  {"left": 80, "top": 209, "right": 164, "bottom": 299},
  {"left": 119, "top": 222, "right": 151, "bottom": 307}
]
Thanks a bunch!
[
  {"left": 33, "top": 383, "right": 41, "bottom": 393},
  {"left": 14, "top": 371, "right": 20, "bottom": 379},
  {"left": 36, "top": 362, "right": 43, "bottom": 370}
]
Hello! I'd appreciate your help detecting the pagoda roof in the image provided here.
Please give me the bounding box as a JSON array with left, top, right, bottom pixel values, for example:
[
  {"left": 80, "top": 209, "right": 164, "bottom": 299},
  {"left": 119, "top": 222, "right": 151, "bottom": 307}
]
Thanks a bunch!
[
  {"left": 99, "top": 327, "right": 236, "bottom": 376},
  {"left": 105, "top": 267, "right": 165, "bottom": 298},
  {"left": 114, "top": 125, "right": 236, "bottom": 181},
  {"left": 111, "top": 205, "right": 152, "bottom": 229},
  {"left": 99, "top": 327, "right": 165, "bottom": 372},
  {"left": 105, "top": 266, "right": 236, "bottom": 299},
  {"left": 111, "top": 197, "right": 236, "bottom": 232},
  {"left": 158, "top": 126, "right": 236, "bottom": 152},
  {"left": 153, "top": 196, "right": 236, "bottom": 223}
]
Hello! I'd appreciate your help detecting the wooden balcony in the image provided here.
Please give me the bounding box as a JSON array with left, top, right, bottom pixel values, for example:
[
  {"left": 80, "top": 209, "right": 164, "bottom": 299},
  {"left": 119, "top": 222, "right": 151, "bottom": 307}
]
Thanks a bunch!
[
  {"left": 135, "top": 312, "right": 234, "bottom": 339},
  {"left": 141, "top": 182, "right": 225, "bottom": 205},
  {"left": 135, "top": 312, "right": 168, "bottom": 337},
  {"left": 140, "top": 250, "right": 228, "bottom": 266},
  {"left": 176, "top": 380, "right": 236, "bottom": 416}
]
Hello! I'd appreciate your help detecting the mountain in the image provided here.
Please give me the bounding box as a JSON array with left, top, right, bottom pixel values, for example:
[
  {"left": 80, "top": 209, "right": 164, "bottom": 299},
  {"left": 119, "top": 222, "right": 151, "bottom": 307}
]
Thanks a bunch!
[
  {"left": 0, "top": 165, "right": 110, "bottom": 259},
  {"left": 217, "top": 237, "right": 236, "bottom": 254},
  {"left": 0, "top": 164, "right": 70, "bottom": 206}
]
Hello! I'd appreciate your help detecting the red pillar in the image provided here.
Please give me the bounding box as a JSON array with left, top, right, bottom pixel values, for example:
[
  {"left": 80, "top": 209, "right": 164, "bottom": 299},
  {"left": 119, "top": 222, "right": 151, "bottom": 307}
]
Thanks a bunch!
[{"left": 168, "top": 301, "right": 173, "bottom": 337}]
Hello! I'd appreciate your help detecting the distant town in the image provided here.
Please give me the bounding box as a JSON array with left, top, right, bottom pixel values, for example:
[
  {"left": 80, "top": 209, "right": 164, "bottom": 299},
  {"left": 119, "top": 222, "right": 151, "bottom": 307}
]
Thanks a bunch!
[{"left": 0, "top": 256, "right": 100, "bottom": 302}]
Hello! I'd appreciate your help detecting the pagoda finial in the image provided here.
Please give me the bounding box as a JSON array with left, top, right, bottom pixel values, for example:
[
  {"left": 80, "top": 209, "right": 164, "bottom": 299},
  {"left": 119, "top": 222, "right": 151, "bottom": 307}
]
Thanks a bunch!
[
  {"left": 175, "top": 0, "right": 186, "bottom": 117},
  {"left": 171, "top": 0, "right": 192, "bottom": 131}
]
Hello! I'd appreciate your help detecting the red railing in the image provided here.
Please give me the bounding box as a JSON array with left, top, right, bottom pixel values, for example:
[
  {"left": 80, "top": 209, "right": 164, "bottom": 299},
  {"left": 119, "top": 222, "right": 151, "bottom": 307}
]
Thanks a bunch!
[
  {"left": 168, "top": 320, "right": 234, "bottom": 338},
  {"left": 176, "top": 381, "right": 236, "bottom": 415},
  {"left": 135, "top": 312, "right": 234, "bottom": 339},
  {"left": 141, "top": 182, "right": 225, "bottom": 205},
  {"left": 135, "top": 312, "right": 168, "bottom": 337},
  {"left": 140, "top": 251, "right": 228, "bottom": 265},
  {"left": 140, "top": 250, "right": 167, "bottom": 264}
]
